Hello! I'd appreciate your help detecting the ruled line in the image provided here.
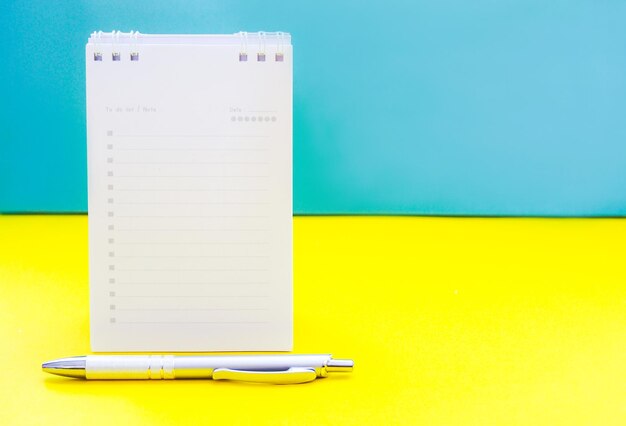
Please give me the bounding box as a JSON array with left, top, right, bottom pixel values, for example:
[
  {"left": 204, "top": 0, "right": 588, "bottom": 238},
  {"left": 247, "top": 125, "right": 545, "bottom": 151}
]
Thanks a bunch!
[
  {"left": 116, "top": 321, "right": 269, "bottom": 324},
  {"left": 114, "top": 134, "right": 269, "bottom": 138},
  {"left": 116, "top": 148, "right": 269, "bottom": 152},
  {"left": 115, "top": 295, "right": 269, "bottom": 298},
  {"left": 113, "top": 189, "right": 269, "bottom": 192},
  {"left": 114, "top": 175, "right": 270, "bottom": 178},
  {"left": 115, "top": 202, "right": 269, "bottom": 205},
  {"left": 115, "top": 241, "right": 269, "bottom": 245},
  {"left": 114, "top": 254, "right": 269, "bottom": 258},
  {"left": 115, "top": 282, "right": 268, "bottom": 286},
  {"left": 114, "top": 229, "right": 269, "bottom": 232},
  {"left": 117, "top": 308, "right": 269, "bottom": 312},
  {"left": 116, "top": 215, "right": 268, "bottom": 218},
  {"left": 115, "top": 161, "right": 268, "bottom": 165},
  {"left": 116, "top": 268, "right": 269, "bottom": 272}
]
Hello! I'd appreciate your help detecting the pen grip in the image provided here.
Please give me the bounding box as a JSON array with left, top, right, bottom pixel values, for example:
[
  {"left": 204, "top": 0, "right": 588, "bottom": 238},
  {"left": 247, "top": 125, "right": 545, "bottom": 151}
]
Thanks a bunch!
[{"left": 86, "top": 355, "right": 175, "bottom": 379}]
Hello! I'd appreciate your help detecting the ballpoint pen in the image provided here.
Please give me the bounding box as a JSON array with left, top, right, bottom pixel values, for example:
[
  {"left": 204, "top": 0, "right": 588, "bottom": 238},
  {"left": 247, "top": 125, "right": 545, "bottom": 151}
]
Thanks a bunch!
[{"left": 42, "top": 354, "right": 354, "bottom": 384}]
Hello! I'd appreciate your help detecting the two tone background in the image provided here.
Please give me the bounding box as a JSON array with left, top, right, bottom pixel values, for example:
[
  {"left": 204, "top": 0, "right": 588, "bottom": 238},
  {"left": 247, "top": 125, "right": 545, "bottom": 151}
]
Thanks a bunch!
[{"left": 2, "top": 1, "right": 626, "bottom": 215}]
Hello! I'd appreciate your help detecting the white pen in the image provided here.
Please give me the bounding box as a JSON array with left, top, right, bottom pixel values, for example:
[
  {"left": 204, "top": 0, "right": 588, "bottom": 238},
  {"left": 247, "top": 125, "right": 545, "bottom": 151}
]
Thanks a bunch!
[{"left": 42, "top": 354, "right": 354, "bottom": 384}]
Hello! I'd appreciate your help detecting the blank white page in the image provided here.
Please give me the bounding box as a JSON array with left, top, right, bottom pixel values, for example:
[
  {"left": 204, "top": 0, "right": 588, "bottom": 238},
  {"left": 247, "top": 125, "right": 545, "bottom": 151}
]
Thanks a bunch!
[{"left": 86, "top": 32, "right": 292, "bottom": 351}]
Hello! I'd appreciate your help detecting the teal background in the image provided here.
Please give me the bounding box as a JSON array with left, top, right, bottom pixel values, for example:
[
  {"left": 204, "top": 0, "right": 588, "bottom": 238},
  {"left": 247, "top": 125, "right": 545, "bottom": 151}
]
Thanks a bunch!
[{"left": 1, "top": 1, "right": 626, "bottom": 215}]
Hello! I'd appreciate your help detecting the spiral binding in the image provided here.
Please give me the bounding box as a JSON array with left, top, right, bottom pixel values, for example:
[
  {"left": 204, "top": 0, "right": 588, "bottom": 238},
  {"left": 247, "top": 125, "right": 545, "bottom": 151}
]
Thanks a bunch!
[
  {"left": 239, "top": 31, "right": 249, "bottom": 62},
  {"left": 129, "top": 30, "right": 139, "bottom": 61},
  {"left": 275, "top": 32, "right": 285, "bottom": 62},
  {"left": 257, "top": 31, "right": 266, "bottom": 62},
  {"left": 111, "top": 30, "right": 121, "bottom": 61},
  {"left": 91, "top": 31, "right": 287, "bottom": 63},
  {"left": 93, "top": 31, "right": 103, "bottom": 61},
  {"left": 236, "top": 31, "right": 286, "bottom": 62}
]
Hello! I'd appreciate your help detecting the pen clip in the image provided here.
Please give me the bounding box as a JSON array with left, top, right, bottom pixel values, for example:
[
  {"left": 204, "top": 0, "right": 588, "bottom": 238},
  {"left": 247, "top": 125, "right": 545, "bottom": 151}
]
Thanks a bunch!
[{"left": 212, "top": 367, "right": 317, "bottom": 384}]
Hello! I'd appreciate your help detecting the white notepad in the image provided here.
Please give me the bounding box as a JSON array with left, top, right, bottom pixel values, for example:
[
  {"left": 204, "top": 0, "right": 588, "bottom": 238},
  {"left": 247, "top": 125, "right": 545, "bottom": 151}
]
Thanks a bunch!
[{"left": 86, "top": 31, "right": 292, "bottom": 351}]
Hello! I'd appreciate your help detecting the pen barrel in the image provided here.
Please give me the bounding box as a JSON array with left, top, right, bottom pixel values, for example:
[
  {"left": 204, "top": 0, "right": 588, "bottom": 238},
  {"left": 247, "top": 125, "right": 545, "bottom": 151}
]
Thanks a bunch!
[
  {"left": 85, "top": 355, "right": 334, "bottom": 379},
  {"left": 86, "top": 355, "right": 176, "bottom": 379}
]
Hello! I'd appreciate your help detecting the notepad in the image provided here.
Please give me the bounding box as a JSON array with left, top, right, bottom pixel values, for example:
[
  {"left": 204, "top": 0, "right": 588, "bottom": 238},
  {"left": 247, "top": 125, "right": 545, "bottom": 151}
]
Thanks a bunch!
[{"left": 86, "top": 31, "right": 292, "bottom": 351}]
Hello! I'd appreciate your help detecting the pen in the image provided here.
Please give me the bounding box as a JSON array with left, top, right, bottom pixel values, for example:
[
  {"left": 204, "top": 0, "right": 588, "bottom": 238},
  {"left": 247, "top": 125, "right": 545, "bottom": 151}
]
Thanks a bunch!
[{"left": 42, "top": 354, "right": 353, "bottom": 384}]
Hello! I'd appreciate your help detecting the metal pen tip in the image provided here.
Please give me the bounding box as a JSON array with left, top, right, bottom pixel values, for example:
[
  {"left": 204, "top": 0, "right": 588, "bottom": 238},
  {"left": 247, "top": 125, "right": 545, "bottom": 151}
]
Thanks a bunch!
[{"left": 42, "top": 356, "right": 87, "bottom": 378}]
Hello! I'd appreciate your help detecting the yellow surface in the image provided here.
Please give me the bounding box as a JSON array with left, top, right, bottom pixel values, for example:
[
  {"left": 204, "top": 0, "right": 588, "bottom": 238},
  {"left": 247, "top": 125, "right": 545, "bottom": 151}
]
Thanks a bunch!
[{"left": 1, "top": 215, "right": 626, "bottom": 425}]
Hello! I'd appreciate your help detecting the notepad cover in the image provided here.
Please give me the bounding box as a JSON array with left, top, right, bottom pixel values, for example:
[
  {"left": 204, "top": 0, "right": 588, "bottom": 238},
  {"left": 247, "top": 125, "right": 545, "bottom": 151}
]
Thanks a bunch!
[{"left": 86, "top": 32, "right": 292, "bottom": 351}]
